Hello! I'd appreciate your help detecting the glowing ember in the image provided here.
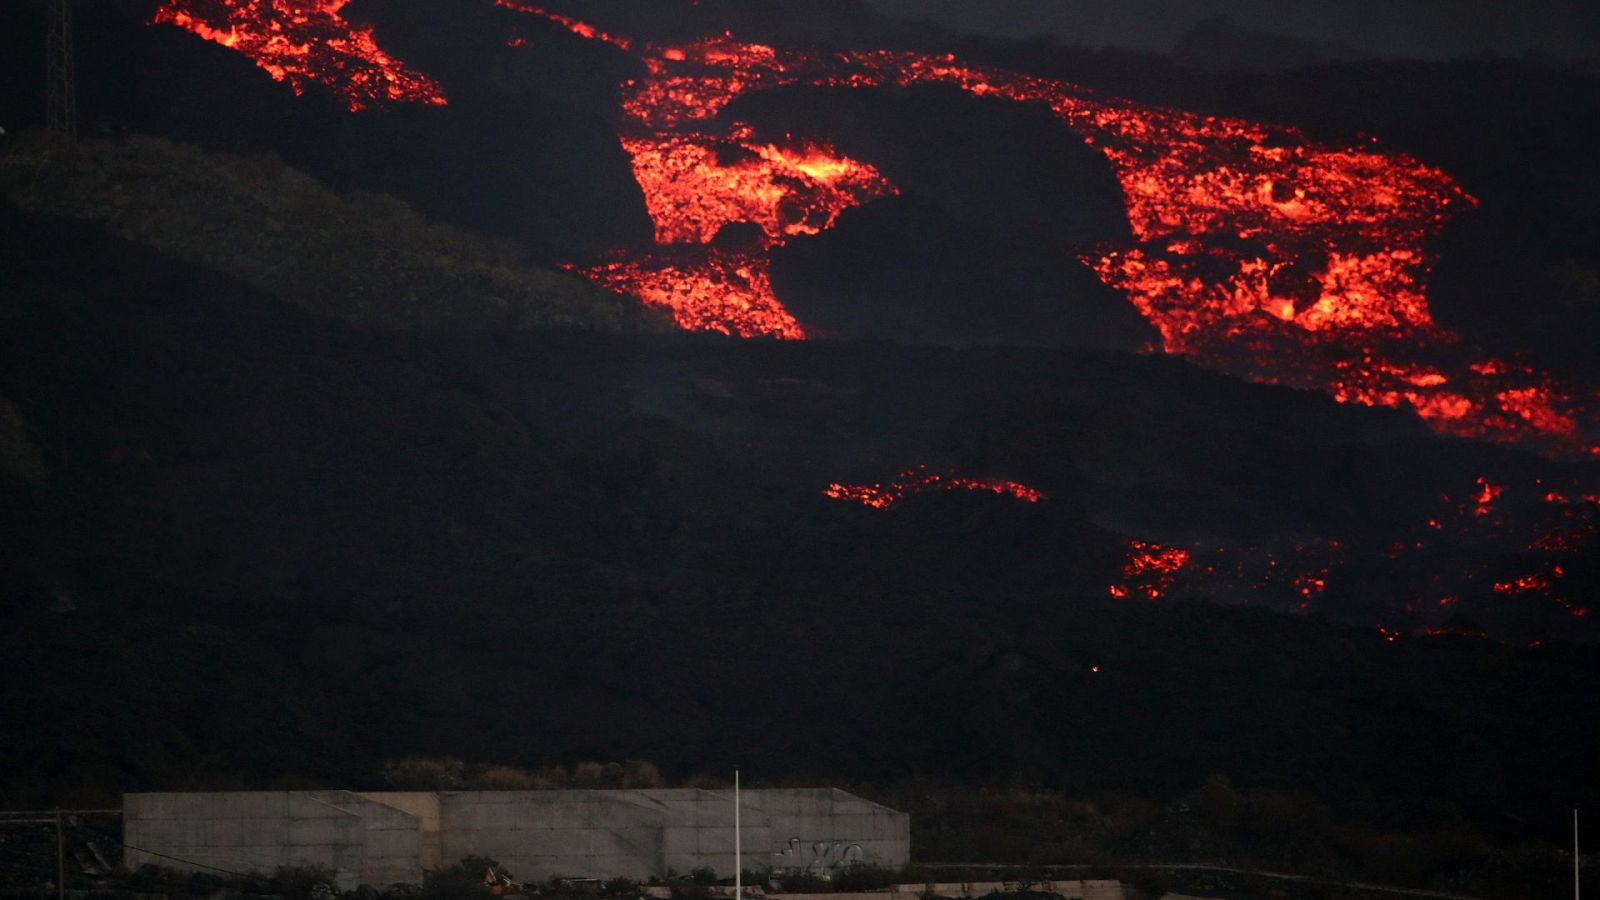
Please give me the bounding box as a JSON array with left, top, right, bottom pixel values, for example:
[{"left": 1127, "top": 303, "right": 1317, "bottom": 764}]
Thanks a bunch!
[
  {"left": 822, "top": 466, "right": 1044, "bottom": 510},
  {"left": 1531, "top": 523, "right": 1596, "bottom": 553},
  {"left": 1471, "top": 477, "right": 1504, "bottom": 518},
  {"left": 151, "top": 0, "right": 447, "bottom": 111},
  {"left": 1110, "top": 539, "right": 1192, "bottom": 600},
  {"left": 1494, "top": 565, "right": 1563, "bottom": 596},
  {"left": 1293, "top": 571, "right": 1329, "bottom": 601}
]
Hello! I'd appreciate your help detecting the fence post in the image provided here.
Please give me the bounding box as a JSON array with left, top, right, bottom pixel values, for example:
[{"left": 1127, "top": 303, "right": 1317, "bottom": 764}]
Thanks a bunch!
[{"left": 56, "top": 808, "right": 65, "bottom": 900}]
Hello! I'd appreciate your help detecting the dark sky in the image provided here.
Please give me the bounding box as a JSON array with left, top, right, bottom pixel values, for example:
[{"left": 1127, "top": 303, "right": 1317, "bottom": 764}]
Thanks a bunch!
[{"left": 865, "top": 0, "right": 1600, "bottom": 60}]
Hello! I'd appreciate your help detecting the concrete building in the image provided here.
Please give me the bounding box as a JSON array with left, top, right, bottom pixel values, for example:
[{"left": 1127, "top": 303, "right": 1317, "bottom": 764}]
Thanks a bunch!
[{"left": 123, "top": 789, "right": 909, "bottom": 890}]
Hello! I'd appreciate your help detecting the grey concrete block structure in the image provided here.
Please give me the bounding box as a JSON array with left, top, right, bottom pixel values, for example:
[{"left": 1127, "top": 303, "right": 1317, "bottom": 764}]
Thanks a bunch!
[{"left": 123, "top": 790, "right": 909, "bottom": 889}]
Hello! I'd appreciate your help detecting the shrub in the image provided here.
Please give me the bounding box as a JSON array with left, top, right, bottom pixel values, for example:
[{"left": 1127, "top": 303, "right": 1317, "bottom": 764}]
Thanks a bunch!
[
  {"left": 831, "top": 865, "right": 900, "bottom": 892},
  {"left": 476, "top": 766, "right": 549, "bottom": 790},
  {"left": 418, "top": 855, "right": 513, "bottom": 900},
  {"left": 769, "top": 870, "right": 831, "bottom": 892},
  {"left": 384, "top": 758, "right": 467, "bottom": 790},
  {"left": 272, "top": 864, "right": 339, "bottom": 898},
  {"left": 0, "top": 398, "right": 47, "bottom": 484},
  {"left": 444, "top": 856, "right": 509, "bottom": 882}
]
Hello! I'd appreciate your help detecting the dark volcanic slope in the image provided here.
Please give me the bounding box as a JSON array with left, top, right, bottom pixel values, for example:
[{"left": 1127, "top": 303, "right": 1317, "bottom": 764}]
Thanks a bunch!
[
  {"left": 4, "top": 1, "right": 1600, "bottom": 870},
  {"left": 2, "top": 208, "right": 1599, "bottom": 830},
  {"left": 0, "top": 0, "right": 654, "bottom": 261}
]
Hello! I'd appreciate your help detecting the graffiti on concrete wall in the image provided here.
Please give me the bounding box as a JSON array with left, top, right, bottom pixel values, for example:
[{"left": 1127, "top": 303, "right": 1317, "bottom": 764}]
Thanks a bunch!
[{"left": 773, "top": 837, "right": 866, "bottom": 872}]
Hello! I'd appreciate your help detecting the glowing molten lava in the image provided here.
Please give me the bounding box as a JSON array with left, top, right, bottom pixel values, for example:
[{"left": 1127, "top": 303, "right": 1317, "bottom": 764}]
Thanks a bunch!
[
  {"left": 501, "top": 5, "right": 1598, "bottom": 454},
  {"left": 577, "top": 248, "right": 802, "bottom": 339},
  {"left": 823, "top": 467, "right": 1044, "bottom": 510},
  {"left": 152, "top": 0, "right": 446, "bottom": 111},
  {"left": 1110, "top": 539, "right": 1192, "bottom": 600},
  {"left": 623, "top": 129, "right": 896, "bottom": 246},
  {"left": 164, "top": 0, "right": 1599, "bottom": 452},
  {"left": 164, "top": 3, "right": 1600, "bottom": 637}
]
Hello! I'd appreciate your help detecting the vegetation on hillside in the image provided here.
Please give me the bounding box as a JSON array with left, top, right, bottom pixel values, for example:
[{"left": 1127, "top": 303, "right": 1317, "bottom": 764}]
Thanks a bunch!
[{"left": 0, "top": 134, "right": 662, "bottom": 334}]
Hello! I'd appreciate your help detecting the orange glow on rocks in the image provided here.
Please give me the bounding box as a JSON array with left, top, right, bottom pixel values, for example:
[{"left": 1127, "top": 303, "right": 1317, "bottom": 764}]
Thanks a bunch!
[
  {"left": 1111, "top": 539, "right": 1192, "bottom": 600},
  {"left": 1497, "top": 386, "right": 1580, "bottom": 436},
  {"left": 1494, "top": 572, "right": 1555, "bottom": 595},
  {"left": 822, "top": 466, "right": 1044, "bottom": 510},
  {"left": 576, "top": 248, "right": 803, "bottom": 339},
  {"left": 151, "top": 0, "right": 447, "bottom": 111},
  {"left": 622, "top": 131, "right": 895, "bottom": 246},
  {"left": 1471, "top": 477, "right": 1504, "bottom": 518}
]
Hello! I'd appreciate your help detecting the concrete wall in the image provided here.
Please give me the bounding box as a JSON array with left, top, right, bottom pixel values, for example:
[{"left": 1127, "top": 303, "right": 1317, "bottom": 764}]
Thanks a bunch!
[
  {"left": 641, "top": 883, "right": 1127, "bottom": 900},
  {"left": 124, "top": 789, "right": 908, "bottom": 887},
  {"left": 438, "top": 788, "right": 908, "bottom": 881},
  {"left": 123, "top": 791, "right": 425, "bottom": 890},
  {"left": 902, "top": 882, "right": 1127, "bottom": 900}
]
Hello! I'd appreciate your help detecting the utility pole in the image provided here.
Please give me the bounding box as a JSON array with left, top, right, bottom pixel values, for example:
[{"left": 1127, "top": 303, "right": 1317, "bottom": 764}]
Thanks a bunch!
[
  {"left": 733, "top": 770, "right": 743, "bottom": 900},
  {"left": 56, "top": 809, "right": 65, "bottom": 900},
  {"left": 46, "top": 0, "right": 77, "bottom": 153},
  {"left": 1578, "top": 808, "right": 1583, "bottom": 900}
]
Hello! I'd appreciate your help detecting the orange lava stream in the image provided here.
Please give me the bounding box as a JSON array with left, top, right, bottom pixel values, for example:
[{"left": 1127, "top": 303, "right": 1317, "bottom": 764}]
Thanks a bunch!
[
  {"left": 151, "top": 0, "right": 447, "bottom": 111},
  {"left": 622, "top": 129, "right": 896, "bottom": 246},
  {"left": 503, "top": 8, "right": 1598, "bottom": 454},
  {"left": 823, "top": 466, "right": 1045, "bottom": 510},
  {"left": 577, "top": 248, "right": 803, "bottom": 339},
  {"left": 99, "top": 5, "right": 1600, "bottom": 637},
  {"left": 158, "top": 3, "right": 1599, "bottom": 452}
]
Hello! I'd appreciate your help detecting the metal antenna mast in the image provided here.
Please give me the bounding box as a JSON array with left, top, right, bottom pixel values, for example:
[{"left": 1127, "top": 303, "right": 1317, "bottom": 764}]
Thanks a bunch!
[{"left": 46, "top": 0, "right": 77, "bottom": 152}]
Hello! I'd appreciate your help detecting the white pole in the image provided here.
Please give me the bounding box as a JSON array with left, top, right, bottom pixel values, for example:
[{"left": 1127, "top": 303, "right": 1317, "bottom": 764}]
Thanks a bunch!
[{"left": 735, "top": 770, "right": 742, "bottom": 900}]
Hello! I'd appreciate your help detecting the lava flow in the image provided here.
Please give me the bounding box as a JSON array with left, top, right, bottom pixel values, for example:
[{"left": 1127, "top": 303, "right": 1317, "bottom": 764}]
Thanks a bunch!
[
  {"left": 156, "top": 1, "right": 1600, "bottom": 637},
  {"left": 815, "top": 466, "right": 1596, "bottom": 632},
  {"left": 151, "top": 0, "right": 447, "bottom": 111},
  {"left": 1099, "top": 477, "right": 1598, "bottom": 630},
  {"left": 157, "top": 0, "right": 1599, "bottom": 453},
  {"left": 579, "top": 248, "right": 803, "bottom": 339},
  {"left": 823, "top": 467, "right": 1044, "bottom": 510},
  {"left": 499, "top": 4, "right": 1597, "bottom": 455}
]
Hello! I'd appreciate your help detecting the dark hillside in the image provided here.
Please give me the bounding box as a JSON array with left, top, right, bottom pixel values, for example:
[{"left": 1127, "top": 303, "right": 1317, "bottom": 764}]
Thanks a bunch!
[
  {"left": 1, "top": 206, "right": 1597, "bottom": 846},
  {"left": 1, "top": 136, "right": 653, "bottom": 333},
  {"left": 0, "top": 1, "right": 654, "bottom": 260},
  {"left": 1, "top": 4, "right": 1599, "bottom": 894}
]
